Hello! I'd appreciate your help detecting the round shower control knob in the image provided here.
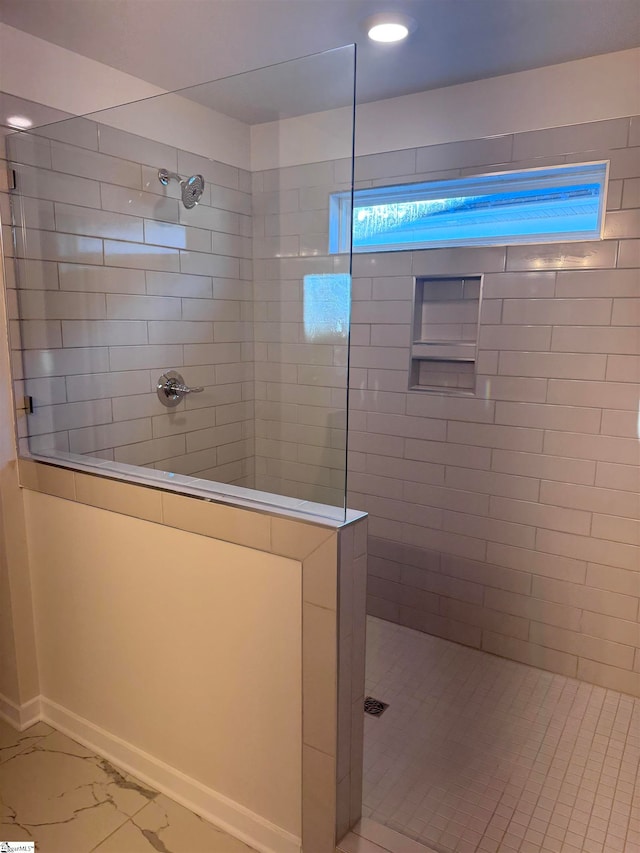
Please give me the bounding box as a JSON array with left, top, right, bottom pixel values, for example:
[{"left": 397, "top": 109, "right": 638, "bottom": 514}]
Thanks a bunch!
[{"left": 156, "top": 370, "right": 204, "bottom": 407}]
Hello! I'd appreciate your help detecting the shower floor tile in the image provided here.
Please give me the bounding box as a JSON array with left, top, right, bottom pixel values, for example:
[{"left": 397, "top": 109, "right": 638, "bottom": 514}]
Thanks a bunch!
[
  {"left": 0, "top": 717, "right": 257, "bottom": 853},
  {"left": 363, "top": 617, "right": 640, "bottom": 853}
]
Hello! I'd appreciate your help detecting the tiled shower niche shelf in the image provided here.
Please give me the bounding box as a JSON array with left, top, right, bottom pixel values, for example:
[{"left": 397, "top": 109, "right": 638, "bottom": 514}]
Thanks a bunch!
[{"left": 409, "top": 275, "right": 482, "bottom": 395}]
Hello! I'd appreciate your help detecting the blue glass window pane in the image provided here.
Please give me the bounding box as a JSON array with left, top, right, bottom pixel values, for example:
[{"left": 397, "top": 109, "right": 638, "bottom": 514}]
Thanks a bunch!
[
  {"left": 329, "top": 162, "right": 608, "bottom": 254},
  {"left": 303, "top": 274, "right": 351, "bottom": 341}
]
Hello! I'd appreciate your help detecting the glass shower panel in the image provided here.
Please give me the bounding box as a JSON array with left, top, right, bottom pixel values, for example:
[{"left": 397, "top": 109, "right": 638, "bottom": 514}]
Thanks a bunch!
[
  {"left": 246, "top": 48, "right": 355, "bottom": 509},
  {"left": 4, "top": 45, "right": 355, "bottom": 518}
]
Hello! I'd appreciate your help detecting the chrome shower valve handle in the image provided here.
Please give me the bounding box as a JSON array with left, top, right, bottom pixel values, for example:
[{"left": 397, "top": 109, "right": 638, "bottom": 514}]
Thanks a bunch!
[
  {"left": 157, "top": 370, "right": 204, "bottom": 407},
  {"left": 169, "top": 380, "right": 203, "bottom": 395}
]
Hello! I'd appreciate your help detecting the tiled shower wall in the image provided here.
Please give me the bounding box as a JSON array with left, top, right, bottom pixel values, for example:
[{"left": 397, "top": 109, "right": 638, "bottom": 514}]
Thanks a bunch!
[
  {"left": 353, "top": 117, "right": 640, "bottom": 696},
  {"left": 1, "top": 118, "right": 255, "bottom": 485},
  {"left": 1, "top": 115, "right": 349, "bottom": 505},
  {"left": 251, "top": 165, "right": 351, "bottom": 506},
  {"left": 254, "top": 115, "right": 640, "bottom": 696}
]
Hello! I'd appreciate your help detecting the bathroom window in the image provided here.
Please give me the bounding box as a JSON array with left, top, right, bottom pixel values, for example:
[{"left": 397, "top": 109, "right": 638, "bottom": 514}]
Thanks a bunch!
[{"left": 329, "top": 161, "right": 609, "bottom": 253}]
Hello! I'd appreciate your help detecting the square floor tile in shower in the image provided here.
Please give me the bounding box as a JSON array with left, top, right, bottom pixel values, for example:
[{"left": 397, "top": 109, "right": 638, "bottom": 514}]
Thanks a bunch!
[{"left": 363, "top": 616, "right": 640, "bottom": 853}]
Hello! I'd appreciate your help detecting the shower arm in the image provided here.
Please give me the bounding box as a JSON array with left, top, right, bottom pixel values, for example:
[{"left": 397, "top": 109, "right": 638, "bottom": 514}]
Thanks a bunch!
[{"left": 158, "top": 168, "right": 183, "bottom": 186}]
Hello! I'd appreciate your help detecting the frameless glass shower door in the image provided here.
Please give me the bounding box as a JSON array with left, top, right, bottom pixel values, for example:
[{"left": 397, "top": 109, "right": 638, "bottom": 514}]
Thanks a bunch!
[{"left": 3, "top": 45, "right": 355, "bottom": 519}]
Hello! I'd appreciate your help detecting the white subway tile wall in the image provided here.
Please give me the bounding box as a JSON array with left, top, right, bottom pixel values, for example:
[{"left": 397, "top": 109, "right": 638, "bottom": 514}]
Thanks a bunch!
[
  {"left": 3, "top": 120, "right": 256, "bottom": 487},
  {"left": 251, "top": 156, "right": 350, "bottom": 507},
  {"left": 341, "top": 117, "right": 639, "bottom": 696},
  {"left": 249, "top": 115, "right": 639, "bottom": 694}
]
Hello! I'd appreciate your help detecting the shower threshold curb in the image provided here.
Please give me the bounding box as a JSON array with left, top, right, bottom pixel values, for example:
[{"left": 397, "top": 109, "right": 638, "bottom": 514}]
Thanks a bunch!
[{"left": 338, "top": 818, "right": 438, "bottom": 853}]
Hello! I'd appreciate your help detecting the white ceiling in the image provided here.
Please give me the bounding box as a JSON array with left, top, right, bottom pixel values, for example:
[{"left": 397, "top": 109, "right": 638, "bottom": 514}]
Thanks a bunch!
[{"left": 0, "top": 0, "right": 639, "bottom": 116}]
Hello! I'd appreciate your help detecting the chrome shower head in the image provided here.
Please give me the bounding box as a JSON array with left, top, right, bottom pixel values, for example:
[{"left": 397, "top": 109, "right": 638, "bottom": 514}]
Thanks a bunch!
[
  {"left": 158, "top": 169, "right": 205, "bottom": 209},
  {"left": 180, "top": 174, "right": 205, "bottom": 209}
]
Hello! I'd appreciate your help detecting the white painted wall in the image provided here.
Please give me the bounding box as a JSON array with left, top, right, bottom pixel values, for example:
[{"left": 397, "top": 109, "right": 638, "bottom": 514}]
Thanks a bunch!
[
  {"left": 0, "top": 24, "right": 163, "bottom": 114},
  {"left": 0, "top": 24, "right": 251, "bottom": 170},
  {"left": 94, "top": 93, "right": 251, "bottom": 172},
  {"left": 251, "top": 48, "right": 640, "bottom": 169}
]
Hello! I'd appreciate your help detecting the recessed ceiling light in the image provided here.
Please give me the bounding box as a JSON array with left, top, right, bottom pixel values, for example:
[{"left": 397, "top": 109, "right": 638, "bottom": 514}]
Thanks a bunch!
[
  {"left": 6, "top": 115, "right": 33, "bottom": 130},
  {"left": 368, "top": 21, "right": 408, "bottom": 42},
  {"left": 365, "top": 13, "right": 416, "bottom": 43}
]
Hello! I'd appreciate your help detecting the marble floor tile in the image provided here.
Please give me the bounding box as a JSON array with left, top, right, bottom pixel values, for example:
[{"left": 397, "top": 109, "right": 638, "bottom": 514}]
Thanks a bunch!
[
  {"left": 0, "top": 719, "right": 53, "bottom": 765},
  {"left": 93, "top": 793, "right": 257, "bottom": 852},
  {"left": 0, "top": 723, "right": 155, "bottom": 852},
  {"left": 0, "top": 718, "right": 257, "bottom": 852}
]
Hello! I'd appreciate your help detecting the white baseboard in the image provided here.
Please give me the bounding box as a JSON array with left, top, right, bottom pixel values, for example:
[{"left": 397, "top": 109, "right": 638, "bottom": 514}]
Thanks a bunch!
[
  {"left": 0, "top": 692, "right": 41, "bottom": 731},
  {"left": 40, "top": 698, "right": 301, "bottom": 853}
]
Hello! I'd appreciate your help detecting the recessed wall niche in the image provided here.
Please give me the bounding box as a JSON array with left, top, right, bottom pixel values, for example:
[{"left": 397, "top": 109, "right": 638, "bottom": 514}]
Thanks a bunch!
[{"left": 409, "top": 275, "right": 482, "bottom": 394}]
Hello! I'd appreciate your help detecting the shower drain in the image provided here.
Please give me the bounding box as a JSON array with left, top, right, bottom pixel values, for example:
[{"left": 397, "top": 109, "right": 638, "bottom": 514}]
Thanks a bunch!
[{"left": 364, "top": 696, "right": 389, "bottom": 717}]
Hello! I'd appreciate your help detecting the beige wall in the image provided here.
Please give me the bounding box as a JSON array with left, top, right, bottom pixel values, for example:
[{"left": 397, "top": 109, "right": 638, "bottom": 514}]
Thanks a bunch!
[
  {"left": 16, "top": 457, "right": 368, "bottom": 853},
  {"left": 0, "top": 192, "right": 39, "bottom": 720},
  {"left": 0, "top": 493, "right": 19, "bottom": 703},
  {"left": 24, "top": 488, "right": 303, "bottom": 842}
]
